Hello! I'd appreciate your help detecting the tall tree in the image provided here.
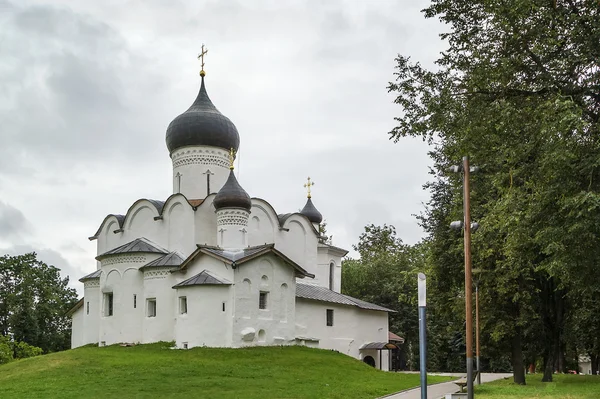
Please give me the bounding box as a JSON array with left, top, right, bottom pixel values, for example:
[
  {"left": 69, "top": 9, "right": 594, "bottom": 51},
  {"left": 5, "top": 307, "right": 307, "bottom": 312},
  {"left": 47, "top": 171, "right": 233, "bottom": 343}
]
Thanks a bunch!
[
  {"left": 388, "top": 0, "right": 599, "bottom": 383},
  {"left": 342, "top": 224, "right": 421, "bottom": 369},
  {"left": 0, "top": 253, "right": 78, "bottom": 353}
]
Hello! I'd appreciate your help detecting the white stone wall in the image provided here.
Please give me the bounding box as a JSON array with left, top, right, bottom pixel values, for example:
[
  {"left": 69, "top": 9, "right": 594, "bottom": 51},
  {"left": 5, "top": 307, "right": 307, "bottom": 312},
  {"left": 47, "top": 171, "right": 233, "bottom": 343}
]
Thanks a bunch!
[
  {"left": 83, "top": 281, "right": 100, "bottom": 345},
  {"left": 171, "top": 146, "right": 230, "bottom": 199},
  {"left": 142, "top": 266, "right": 177, "bottom": 343},
  {"left": 174, "top": 286, "right": 232, "bottom": 348},
  {"left": 316, "top": 247, "right": 344, "bottom": 292},
  {"left": 295, "top": 299, "right": 390, "bottom": 370},
  {"left": 95, "top": 196, "right": 198, "bottom": 260},
  {"left": 71, "top": 306, "right": 84, "bottom": 348},
  {"left": 216, "top": 209, "right": 249, "bottom": 249},
  {"left": 232, "top": 254, "right": 297, "bottom": 347}
]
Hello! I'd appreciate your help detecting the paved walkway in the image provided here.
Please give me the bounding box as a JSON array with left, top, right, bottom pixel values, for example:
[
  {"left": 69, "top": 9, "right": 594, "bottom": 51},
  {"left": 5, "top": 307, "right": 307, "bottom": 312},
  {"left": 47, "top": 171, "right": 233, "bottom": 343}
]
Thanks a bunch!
[{"left": 380, "top": 373, "right": 513, "bottom": 399}]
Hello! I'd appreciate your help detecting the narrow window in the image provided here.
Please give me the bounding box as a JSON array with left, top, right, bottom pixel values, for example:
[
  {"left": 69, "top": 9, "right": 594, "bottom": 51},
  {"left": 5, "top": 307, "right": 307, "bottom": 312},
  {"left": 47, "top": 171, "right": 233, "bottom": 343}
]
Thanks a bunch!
[
  {"left": 133, "top": 294, "right": 137, "bottom": 309},
  {"left": 104, "top": 293, "right": 113, "bottom": 317},
  {"left": 100, "top": 341, "right": 106, "bottom": 347},
  {"left": 326, "top": 309, "right": 334, "bottom": 326},
  {"left": 222, "top": 302, "right": 226, "bottom": 312},
  {"left": 329, "top": 262, "right": 335, "bottom": 290},
  {"left": 147, "top": 298, "right": 157, "bottom": 317},
  {"left": 179, "top": 296, "right": 187, "bottom": 314},
  {"left": 86, "top": 301, "right": 89, "bottom": 315},
  {"left": 182, "top": 342, "right": 188, "bottom": 350},
  {"left": 259, "top": 292, "right": 268, "bottom": 310}
]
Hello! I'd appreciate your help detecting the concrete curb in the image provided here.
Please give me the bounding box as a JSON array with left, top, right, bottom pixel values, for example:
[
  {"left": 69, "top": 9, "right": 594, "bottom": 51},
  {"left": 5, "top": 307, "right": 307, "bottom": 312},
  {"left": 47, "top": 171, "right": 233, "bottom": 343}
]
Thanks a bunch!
[{"left": 377, "top": 378, "right": 462, "bottom": 399}]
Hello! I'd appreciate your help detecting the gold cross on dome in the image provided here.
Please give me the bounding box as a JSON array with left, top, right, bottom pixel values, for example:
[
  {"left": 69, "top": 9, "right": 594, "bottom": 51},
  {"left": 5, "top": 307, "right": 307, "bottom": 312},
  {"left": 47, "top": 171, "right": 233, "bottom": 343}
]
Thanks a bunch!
[
  {"left": 304, "top": 177, "right": 314, "bottom": 198},
  {"left": 198, "top": 44, "right": 208, "bottom": 76},
  {"left": 229, "top": 148, "right": 235, "bottom": 170}
]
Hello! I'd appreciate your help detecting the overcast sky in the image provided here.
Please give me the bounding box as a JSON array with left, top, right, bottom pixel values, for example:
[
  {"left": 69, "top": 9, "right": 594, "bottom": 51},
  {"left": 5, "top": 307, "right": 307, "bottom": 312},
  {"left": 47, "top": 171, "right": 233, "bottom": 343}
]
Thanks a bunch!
[{"left": 0, "top": 0, "right": 446, "bottom": 293}]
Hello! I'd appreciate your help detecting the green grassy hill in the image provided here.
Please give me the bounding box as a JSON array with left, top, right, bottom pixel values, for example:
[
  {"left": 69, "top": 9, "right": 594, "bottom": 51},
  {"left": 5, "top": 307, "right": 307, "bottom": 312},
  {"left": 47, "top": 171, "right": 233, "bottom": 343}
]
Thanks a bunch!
[{"left": 0, "top": 343, "right": 450, "bottom": 399}]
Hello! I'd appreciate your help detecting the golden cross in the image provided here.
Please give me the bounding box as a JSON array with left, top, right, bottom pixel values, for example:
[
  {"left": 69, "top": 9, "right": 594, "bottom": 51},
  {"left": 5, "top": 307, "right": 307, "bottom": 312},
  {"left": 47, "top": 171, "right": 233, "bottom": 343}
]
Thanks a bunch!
[
  {"left": 303, "top": 177, "right": 314, "bottom": 198},
  {"left": 198, "top": 44, "right": 208, "bottom": 76},
  {"left": 229, "top": 148, "right": 235, "bottom": 170}
]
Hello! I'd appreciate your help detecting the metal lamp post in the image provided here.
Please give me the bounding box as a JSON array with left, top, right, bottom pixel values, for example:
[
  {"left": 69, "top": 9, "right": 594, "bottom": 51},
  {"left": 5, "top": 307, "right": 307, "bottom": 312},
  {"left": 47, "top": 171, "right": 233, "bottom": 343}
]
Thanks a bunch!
[
  {"left": 449, "top": 156, "right": 478, "bottom": 399},
  {"left": 418, "top": 272, "right": 427, "bottom": 399}
]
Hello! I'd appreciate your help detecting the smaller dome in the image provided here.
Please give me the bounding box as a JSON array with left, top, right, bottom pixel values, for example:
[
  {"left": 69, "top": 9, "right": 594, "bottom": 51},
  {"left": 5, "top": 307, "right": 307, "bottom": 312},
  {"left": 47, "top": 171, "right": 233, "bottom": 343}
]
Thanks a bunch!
[
  {"left": 214, "top": 170, "right": 251, "bottom": 211},
  {"left": 300, "top": 198, "right": 323, "bottom": 224}
]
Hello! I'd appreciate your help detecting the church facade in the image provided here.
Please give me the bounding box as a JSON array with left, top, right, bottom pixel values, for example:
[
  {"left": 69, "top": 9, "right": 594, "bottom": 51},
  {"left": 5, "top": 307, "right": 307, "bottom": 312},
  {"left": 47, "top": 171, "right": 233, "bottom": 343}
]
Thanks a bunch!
[{"left": 69, "top": 63, "right": 394, "bottom": 369}]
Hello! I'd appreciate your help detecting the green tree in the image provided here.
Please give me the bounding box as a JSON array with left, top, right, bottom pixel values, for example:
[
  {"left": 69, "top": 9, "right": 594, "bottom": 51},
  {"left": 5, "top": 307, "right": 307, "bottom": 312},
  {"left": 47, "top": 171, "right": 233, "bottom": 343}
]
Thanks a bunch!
[
  {"left": 388, "top": 0, "right": 599, "bottom": 384},
  {"left": 0, "top": 253, "right": 78, "bottom": 353},
  {"left": 342, "top": 224, "right": 421, "bottom": 369}
]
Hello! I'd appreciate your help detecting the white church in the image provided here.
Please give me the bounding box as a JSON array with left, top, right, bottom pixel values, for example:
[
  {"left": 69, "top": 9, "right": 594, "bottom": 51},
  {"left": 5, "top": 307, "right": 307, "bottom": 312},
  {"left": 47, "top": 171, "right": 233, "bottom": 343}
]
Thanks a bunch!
[{"left": 69, "top": 58, "right": 397, "bottom": 370}]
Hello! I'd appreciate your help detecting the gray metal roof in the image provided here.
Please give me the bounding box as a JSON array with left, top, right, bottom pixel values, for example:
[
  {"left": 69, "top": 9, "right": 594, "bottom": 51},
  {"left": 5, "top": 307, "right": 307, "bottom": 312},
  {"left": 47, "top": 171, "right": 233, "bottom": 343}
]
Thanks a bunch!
[
  {"left": 213, "top": 170, "right": 252, "bottom": 211},
  {"left": 295, "top": 283, "right": 394, "bottom": 312},
  {"left": 166, "top": 76, "right": 240, "bottom": 154},
  {"left": 172, "top": 270, "right": 232, "bottom": 288},
  {"left": 189, "top": 244, "right": 314, "bottom": 278},
  {"left": 79, "top": 269, "right": 102, "bottom": 282},
  {"left": 141, "top": 251, "right": 185, "bottom": 269},
  {"left": 300, "top": 198, "right": 323, "bottom": 224},
  {"left": 201, "top": 244, "right": 273, "bottom": 263},
  {"left": 96, "top": 237, "right": 168, "bottom": 260}
]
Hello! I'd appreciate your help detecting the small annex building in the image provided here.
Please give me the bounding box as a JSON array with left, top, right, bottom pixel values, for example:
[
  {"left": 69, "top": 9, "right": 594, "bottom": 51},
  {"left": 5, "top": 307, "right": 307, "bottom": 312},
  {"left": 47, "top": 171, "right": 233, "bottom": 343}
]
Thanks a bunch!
[{"left": 68, "top": 61, "right": 395, "bottom": 369}]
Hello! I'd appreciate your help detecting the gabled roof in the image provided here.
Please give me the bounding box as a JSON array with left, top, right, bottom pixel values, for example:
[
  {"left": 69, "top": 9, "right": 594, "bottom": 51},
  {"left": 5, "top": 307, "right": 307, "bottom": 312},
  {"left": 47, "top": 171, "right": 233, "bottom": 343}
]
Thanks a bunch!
[
  {"left": 140, "top": 251, "right": 185, "bottom": 270},
  {"left": 66, "top": 298, "right": 84, "bottom": 317},
  {"left": 295, "top": 283, "right": 394, "bottom": 312},
  {"left": 79, "top": 269, "right": 102, "bottom": 282},
  {"left": 178, "top": 244, "right": 314, "bottom": 278},
  {"left": 96, "top": 237, "right": 168, "bottom": 260},
  {"left": 317, "top": 243, "right": 349, "bottom": 257},
  {"left": 172, "top": 270, "right": 232, "bottom": 288},
  {"left": 389, "top": 332, "right": 405, "bottom": 343}
]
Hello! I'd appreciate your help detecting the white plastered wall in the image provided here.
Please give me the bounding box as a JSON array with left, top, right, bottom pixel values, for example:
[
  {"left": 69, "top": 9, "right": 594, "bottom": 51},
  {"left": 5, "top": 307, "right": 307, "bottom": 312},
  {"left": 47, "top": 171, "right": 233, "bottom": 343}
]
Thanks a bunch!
[
  {"left": 171, "top": 146, "right": 230, "bottom": 199},
  {"left": 232, "top": 254, "right": 297, "bottom": 347},
  {"left": 295, "top": 299, "right": 390, "bottom": 370},
  {"left": 174, "top": 285, "right": 233, "bottom": 348},
  {"left": 71, "top": 307, "right": 84, "bottom": 348},
  {"left": 83, "top": 281, "right": 100, "bottom": 345},
  {"left": 98, "top": 253, "right": 161, "bottom": 345},
  {"left": 316, "top": 246, "right": 344, "bottom": 292}
]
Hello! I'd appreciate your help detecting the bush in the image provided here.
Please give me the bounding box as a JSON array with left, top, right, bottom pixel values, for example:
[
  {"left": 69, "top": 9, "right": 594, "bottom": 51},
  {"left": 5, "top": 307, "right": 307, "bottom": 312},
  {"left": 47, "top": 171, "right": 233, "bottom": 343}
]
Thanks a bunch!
[
  {"left": 14, "top": 341, "right": 43, "bottom": 359},
  {"left": 0, "top": 336, "right": 12, "bottom": 365},
  {"left": 0, "top": 335, "right": 43, "bottom": 364}
]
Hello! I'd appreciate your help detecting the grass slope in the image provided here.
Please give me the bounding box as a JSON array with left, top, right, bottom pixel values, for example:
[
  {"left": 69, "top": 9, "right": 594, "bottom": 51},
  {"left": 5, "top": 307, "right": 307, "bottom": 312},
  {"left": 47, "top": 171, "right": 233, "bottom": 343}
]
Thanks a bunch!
[
  {"left": 477, "top": 374, "right": 600, "bottom": 399},
  {"left": 0, "top": 343, "right": 450, "bottom": 399}
]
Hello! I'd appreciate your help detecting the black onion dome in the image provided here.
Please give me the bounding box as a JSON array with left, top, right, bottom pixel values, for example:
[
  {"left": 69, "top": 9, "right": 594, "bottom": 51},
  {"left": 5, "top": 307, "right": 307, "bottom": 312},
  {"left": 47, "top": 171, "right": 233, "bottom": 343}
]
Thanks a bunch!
[
  {"left": 214, "top": 170, "right": 251, "bottom": 211},
  {"left": 300, "top": 198, "right": 323, "bottom": 224},
  {"left": 166, "top": 76, "right": 240, "bottom": 154}
]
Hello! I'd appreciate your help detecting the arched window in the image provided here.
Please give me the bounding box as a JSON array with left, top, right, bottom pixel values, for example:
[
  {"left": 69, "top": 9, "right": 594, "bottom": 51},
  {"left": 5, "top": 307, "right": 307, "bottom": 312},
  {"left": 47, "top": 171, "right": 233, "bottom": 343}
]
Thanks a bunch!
[{"left": 329, "top": 262, "right": 335, "bottom": 290}]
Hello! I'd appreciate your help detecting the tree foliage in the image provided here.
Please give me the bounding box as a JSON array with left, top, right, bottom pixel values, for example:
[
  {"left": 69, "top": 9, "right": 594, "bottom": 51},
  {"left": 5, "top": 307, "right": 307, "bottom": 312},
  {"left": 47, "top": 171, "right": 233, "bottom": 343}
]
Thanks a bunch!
[
  {"left": 0, "top": 253, "right": 78, "bottom": 353},
  {"left": 342, "top": 224, "right": 423, "bottom": 369},
  {"left": 387, "top": 0, "right": 599, "bottom": 383}
]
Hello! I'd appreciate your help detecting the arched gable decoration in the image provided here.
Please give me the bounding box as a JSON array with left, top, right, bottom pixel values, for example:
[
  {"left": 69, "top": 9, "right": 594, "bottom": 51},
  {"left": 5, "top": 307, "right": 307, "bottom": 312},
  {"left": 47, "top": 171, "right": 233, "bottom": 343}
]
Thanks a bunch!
[
  {"left": 251, "top": 197, "right": 320, "bottom": 236},
  {"left": 88, "top": 193, "right": 217, "bottom": 240}
]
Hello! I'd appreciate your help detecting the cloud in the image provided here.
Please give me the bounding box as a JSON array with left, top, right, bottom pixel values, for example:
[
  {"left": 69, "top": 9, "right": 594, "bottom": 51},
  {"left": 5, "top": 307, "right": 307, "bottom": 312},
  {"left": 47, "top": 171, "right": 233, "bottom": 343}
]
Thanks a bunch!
[
  {"left": 0, "top": 0, "right": 446, "bottom": 285},
  {"left": 0, "top": 201, "right": 33, "bottom": 241}
]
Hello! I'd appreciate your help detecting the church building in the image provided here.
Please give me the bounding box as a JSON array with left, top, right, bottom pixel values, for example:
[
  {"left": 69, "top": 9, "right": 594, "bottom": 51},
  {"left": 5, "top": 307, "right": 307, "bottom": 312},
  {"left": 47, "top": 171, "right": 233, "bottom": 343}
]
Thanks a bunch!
[{"left": 68, "top": 53, "right": 395, "bottom": 370}]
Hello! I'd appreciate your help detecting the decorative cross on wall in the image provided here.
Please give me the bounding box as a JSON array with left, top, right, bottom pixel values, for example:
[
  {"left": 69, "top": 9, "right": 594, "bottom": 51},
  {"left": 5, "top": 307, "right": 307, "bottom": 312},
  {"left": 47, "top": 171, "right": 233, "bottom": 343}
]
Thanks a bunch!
[
  {"left": 175, "top": 172, "right": 182, "bottom": 193},
  {"left": 203, "top": 169, "right": 214, "bottom": 196},
  {"left": 198, "top": 44, "right": 208, "bottom": 76},
  {"left": 303, "top": 177, "right": 314, "bottom": 199}
]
